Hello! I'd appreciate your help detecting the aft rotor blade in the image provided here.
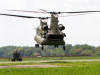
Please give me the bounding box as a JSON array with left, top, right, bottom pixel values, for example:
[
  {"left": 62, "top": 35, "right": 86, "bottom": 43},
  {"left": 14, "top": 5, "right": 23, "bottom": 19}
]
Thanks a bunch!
[
  {"left": 9, "top": 10, "right": 45, "bottom": 13},
  {"left": 38, "top": 9, "right": 48, "bottom": 12},
  {"left": 9, "top": 10, "right": 100, "bottom": 14},
  {"left": 0, "top": 13, "right": 51, "bottom": 19},
  {"left": 0, "top": 13, "right": 38, "bottom": 18},
  {"left": 60, "top": 10, "right": 100, "bottom": 14},
  {"left": 59, "top": 13, "right": 93, "bottom": 17}
]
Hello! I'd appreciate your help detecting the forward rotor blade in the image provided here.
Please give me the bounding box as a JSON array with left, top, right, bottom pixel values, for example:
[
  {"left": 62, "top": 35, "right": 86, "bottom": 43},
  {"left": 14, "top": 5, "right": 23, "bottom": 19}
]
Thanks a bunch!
[{"left": 0, "top": 13, "right": 37, "bottom": 18}]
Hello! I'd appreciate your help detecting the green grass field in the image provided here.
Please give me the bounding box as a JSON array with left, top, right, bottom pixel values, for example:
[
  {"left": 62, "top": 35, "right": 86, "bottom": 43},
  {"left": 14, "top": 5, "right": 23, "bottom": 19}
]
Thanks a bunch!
[
  {"left": 23, "top": 55, "right": 100, "bottom": 61},
  {"left": 1, "top": 55, "right": 100, "bottom": 61},
  {"left": 0, "top": 61, "right": 100, "bottom": 75},
  {"left": 0, "top": 56, "right": 100, "bottom": 75}
]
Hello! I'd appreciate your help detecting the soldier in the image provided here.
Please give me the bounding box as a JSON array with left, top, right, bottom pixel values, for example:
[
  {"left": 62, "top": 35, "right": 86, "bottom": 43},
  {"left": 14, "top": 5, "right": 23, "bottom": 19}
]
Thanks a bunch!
[{"left": 9, "top": 57, "right": 10, "bottom": 61}]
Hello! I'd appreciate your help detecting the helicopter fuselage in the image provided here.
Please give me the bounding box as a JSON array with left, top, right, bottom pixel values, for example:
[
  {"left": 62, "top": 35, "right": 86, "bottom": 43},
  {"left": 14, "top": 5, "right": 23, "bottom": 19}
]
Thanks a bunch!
[
  {"left": 34, "top": 34, "right": 65, "bottom": 45},
  {"left": 34, "top": 14, "right": 65, "bottom": 46}
]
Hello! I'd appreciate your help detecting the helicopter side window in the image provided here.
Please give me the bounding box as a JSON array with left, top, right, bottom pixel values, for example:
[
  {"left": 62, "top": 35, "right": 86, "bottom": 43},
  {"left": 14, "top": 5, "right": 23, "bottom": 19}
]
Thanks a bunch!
[{"left": 48, "top": 35, "right": 63, "bottom": 41}]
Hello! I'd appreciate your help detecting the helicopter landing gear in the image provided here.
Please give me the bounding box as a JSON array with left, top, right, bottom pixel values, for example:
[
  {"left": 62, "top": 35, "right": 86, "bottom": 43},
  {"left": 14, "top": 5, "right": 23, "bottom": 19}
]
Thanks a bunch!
[
  {"left": 54, "top": 45, "right": 58, "bottom": 48},
  {"left": 35, "top": 44, "right": 39, "bottom": 48},
  {"left": 41, "top": 45, "right": 44, "bottom": 51},
  {"left": 63, "top": 45, "right": 65, "bottom": 50}
]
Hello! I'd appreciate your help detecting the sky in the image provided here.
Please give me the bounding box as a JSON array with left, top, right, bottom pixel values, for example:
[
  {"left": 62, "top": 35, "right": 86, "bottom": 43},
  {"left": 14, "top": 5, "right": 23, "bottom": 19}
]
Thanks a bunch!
[{"left": 0, "top": 0, "right": 100, "bottom": 47}]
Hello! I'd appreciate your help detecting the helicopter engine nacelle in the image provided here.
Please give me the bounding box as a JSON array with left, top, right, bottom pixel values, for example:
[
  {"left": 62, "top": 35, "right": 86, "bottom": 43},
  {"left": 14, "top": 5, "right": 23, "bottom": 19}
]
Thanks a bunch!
[
  {"left": 41, "top": 25, "right": 48, "bottom": 31},
  {"left": 58, "top": 24, "right": 65, "bottom": 30}
]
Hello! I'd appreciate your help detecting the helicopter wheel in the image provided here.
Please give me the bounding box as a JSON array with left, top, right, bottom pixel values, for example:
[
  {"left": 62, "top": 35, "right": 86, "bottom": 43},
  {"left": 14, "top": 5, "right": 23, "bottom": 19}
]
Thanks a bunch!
[
  {"left": 55, "top": 45, "right": 58, "bottom": 48},
  {"left": 63, "top": 45, "right": 65, "bottom": 50},
  {"left": 41, "top": 46, "right": 44, "bottom": 51},
  {"left": 35, "top": 44, "right": 39, "bottom": 48}
]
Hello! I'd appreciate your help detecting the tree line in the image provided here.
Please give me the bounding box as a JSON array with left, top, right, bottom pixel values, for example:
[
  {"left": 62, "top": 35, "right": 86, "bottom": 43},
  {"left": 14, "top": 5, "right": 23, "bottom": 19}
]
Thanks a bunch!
[{"left": 0, "top": 44, "right": 100, "bottom": 57}]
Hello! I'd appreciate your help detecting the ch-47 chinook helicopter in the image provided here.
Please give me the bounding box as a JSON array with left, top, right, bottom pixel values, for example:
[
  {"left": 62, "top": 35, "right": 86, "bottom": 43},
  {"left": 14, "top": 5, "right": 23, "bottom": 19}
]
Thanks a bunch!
[{"left": 0, "top": 9, "right": 100, "bottom": 50}]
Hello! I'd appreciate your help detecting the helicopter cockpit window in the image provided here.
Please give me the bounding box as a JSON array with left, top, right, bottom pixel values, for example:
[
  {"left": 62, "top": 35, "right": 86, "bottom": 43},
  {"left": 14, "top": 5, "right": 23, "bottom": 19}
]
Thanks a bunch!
[{"left": 48, "top": 35, "right": 63, "bottom": 41}]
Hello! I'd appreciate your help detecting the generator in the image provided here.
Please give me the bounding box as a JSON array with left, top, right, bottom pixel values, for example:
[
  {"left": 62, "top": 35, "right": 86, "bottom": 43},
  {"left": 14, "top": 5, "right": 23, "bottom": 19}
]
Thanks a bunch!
[{"left": 11, "top": 50, "right": 22, "bottom": 61}]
